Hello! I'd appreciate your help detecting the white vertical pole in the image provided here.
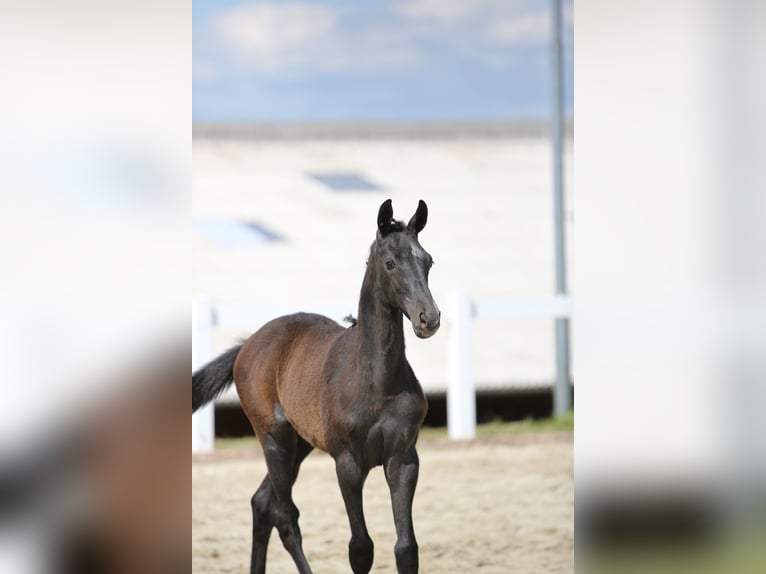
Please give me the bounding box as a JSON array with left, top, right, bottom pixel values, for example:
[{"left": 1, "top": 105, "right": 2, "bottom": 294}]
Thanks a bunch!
[
  {"left": 550, "top": 0, "right": 572, "bottom": 416},
  {"left": 192, "top": 297, "right": 215, "bottom": 453},
  {"left": 447, "top": 289, "right": 476, "bottom": 440}
]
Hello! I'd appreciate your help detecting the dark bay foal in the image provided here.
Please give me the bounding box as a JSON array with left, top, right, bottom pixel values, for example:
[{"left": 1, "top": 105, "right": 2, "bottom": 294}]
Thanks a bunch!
[{"left": 193, "top": 199, "right": 440, "bottom": 574}]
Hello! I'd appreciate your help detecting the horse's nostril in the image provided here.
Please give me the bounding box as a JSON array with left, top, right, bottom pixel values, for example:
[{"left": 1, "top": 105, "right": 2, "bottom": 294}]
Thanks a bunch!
[{"left": 419, "top": 312, "right": 427, "bottom": 325}]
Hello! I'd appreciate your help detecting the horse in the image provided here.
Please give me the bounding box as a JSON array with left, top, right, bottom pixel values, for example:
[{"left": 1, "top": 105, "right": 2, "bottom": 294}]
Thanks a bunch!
[{"left": 192, "top": 199, "right": 440, "bottom": 574}]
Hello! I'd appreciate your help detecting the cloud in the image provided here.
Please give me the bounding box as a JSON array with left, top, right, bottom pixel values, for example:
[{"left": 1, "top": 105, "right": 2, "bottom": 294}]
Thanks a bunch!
[
  {"left": 392, "top": 0, "right": 543, "bottom": 26},
  {"left": 214, "top": 2, "right": 337, "bottom": 71},
  {"left": 202, "top": 0, "right": 572, "bottom": 76},
  {"left": 392, "top": 0, "right": 486, "bottom": 24},
  {"left": 486, "top": 11, "right": 550, "bottom": 46},
  {"left": 210, "top": 1, "right": 421, "bottom": 74},
  {"left": 392, "top": 0, "right": 567, "bottom": 49}
]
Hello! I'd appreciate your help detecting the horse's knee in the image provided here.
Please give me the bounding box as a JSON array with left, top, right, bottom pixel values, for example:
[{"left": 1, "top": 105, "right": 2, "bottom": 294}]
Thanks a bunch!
[
  {"left": 251, "top": 485, "right": 276, "bottom": 547},
  {"left": 394, "top": 538, "right": 418, "bottom": 573},
  {"left": 348, "top": 534, "right": 374, "bottom": 574},
  {"left": 251, "top": 490, "right": 267, "bottom": 514},
  {"left": 251, "top": 489, "right": 271, "bottom": 522}
]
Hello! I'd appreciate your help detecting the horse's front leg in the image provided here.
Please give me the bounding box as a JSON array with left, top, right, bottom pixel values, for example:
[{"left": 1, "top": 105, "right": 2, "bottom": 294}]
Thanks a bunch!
[
  {"left": 335, "top": 452, "right": 374, "bottom": 574},
  {"left": 384, "top": 448, "right": 420, "bottom": 574}
]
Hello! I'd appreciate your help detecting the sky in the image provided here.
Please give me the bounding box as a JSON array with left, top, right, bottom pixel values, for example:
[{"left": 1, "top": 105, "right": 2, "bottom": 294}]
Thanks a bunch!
[{"left": 193, "top": 0, "right": 573, "bottom": 122}]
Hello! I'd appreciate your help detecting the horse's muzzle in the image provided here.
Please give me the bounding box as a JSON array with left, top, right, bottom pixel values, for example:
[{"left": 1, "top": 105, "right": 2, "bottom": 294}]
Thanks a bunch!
[{"left": 414, "top": 309, "right": 440, "bottom": 338}]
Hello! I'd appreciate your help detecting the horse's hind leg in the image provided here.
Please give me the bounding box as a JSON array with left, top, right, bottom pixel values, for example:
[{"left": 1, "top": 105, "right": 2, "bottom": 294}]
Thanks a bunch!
[
  {"left": 259, "top": 418, "right": 314, "bottom": 574},
  {"left": 249, "top": 476, "right": 274, "bottom": 574},
  {"left": 250, "top": 435, "right": 313, "bottom": 574}
]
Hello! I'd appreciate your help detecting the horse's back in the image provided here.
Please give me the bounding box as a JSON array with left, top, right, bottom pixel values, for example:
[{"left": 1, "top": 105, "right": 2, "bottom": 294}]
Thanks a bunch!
[{"left": 234, "top": 312, "right": 346, "bottom": 450}]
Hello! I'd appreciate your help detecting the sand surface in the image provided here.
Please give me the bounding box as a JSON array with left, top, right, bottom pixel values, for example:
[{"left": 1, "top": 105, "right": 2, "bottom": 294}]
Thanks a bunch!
[{"left": 193, "top": 433, "right": 573, "bottom": 573}]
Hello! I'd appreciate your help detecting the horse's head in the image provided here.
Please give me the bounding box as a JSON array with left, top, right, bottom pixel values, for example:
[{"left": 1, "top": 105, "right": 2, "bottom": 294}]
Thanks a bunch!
[{"left": 372, "top": 199, "right": 440, "bottom": 339}]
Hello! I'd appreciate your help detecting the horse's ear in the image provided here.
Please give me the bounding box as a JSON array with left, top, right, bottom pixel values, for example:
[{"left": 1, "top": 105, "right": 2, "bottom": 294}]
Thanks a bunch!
[
  {"left": 408, "top": 200, "right": 428, "bottom": 234},
  {"left": 377, "top": 199, "right": 394, "bottom": 235}
]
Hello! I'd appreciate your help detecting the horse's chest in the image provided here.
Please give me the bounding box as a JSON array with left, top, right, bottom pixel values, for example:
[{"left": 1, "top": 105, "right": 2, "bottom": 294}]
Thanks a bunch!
[
  {"left": 382, "top": 392, "right": 427, "bottom": 427},
  {"left": 358, "top": 395, "right": 426, "bottom": 466}
]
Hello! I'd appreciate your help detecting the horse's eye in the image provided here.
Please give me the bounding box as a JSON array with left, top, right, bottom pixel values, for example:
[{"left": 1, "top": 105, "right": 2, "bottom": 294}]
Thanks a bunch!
[{"left": 385, "top": 259, "right": 396, "bottom": 271}]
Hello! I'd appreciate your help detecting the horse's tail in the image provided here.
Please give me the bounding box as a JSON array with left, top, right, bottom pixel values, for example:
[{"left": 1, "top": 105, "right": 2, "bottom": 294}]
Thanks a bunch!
[{"left": 192, "top": 344, "right": 243, "bottom": 413}]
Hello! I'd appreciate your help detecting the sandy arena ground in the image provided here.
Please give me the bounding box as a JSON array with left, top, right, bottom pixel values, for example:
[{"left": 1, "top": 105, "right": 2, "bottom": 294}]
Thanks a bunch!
[{"left": 193, "top": 432, "right": 573, "bottom": 573}]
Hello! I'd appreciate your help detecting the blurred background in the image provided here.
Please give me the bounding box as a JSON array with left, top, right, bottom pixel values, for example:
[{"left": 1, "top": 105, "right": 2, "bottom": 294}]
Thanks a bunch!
[
  {"left": 1, "top": 2, "right": 189, "bottom": 572},
  {"left": 192, "top": 0, "right": 575, "bottom": 436},
  {"left": 576, "top": 1, "right": 766, "bottom": 572}
]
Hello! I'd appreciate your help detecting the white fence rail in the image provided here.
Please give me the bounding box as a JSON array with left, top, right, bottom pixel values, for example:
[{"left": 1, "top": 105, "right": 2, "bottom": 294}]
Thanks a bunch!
[{"left": 192, "top": 292, "right": 573, "bottom": 452}]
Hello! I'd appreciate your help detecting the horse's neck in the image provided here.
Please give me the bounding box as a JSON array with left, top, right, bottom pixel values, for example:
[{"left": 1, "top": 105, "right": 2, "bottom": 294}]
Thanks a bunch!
[{"left": 355, "top": 275, "right": 406, "bottom": 394}]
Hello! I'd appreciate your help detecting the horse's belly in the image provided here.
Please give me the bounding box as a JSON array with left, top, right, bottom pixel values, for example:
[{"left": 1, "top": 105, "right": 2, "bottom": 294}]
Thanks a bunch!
[
  {"left": 277, "top": 367, "right": 329, "bottom": 451},
  {"left": 274, "top": 316, "right": 344, "bottom": 451}
]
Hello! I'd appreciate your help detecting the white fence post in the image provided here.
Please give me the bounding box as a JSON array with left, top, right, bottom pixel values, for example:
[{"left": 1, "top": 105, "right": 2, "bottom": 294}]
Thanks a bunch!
[
  {"left": 192, "top": 297, "right": 215, "bottom": 453},
  {"left": 447, "top": 289, "right": 476, "bottom": 440}
]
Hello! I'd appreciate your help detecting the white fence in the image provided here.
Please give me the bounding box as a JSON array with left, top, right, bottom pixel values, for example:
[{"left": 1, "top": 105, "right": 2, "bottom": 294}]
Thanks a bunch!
[{"left": 192, "top": 292, "right": 573, "bottom": 452}]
